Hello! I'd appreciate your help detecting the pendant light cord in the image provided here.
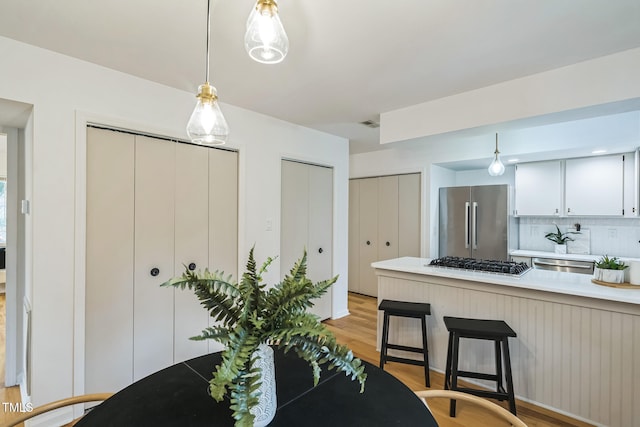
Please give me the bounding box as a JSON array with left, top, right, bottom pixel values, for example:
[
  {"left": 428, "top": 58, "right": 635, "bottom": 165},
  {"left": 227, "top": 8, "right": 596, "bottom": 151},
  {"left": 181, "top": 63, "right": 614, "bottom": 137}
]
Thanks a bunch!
[{"left": 205, "top": 0, "right": 211, "bottom": 83}]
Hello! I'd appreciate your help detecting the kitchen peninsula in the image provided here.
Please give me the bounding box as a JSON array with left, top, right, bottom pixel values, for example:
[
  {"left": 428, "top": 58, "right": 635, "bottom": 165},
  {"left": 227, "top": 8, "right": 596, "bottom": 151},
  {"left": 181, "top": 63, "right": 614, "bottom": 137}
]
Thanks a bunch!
[{"left": 373, "top": 257, "right": 640, "bottom": 427}]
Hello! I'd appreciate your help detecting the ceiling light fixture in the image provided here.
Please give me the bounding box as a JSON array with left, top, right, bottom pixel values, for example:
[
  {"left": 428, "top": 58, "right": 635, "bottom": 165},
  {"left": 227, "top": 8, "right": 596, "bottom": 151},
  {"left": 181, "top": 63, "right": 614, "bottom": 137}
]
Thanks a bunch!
[
  {"left": 245, "top": 0, "right": 289, "bottom": 64},
  {"left": 488, "top": 133, "right": 505, "bottom": 176},
  {"left": 186, "top": 0, "right": 229, "bottom": 145}
]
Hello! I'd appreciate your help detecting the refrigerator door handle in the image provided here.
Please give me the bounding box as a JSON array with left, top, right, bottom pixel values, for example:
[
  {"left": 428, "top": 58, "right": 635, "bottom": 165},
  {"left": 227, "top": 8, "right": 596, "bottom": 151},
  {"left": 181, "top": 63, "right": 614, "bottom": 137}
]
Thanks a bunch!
[
  {"left": 464, "top": 202, "right": 470, "bottom": 249},
  {"left": 472, "top": 202, "right": 478, "bottom": 249}
]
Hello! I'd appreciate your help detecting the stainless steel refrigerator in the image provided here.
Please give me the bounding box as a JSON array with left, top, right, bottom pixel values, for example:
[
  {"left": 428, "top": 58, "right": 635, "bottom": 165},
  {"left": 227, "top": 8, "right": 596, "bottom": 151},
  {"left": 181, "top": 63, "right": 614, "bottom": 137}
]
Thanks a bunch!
[{"left": 439, "top": 184, "right": 515, "bottom": 260}]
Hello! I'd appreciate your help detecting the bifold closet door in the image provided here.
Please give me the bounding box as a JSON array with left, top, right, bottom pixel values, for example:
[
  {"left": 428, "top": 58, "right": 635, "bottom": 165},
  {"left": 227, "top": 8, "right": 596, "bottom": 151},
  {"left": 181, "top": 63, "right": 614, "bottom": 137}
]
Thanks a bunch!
[
  {"left": 357, "top": 178, "right": 378, "bottom": 296},
  {"left": 281, "top": 160, "right": 333, "bottom": 320},
  {"left": 307, "top": 164, "right": 333, "bottom": 320},
  {"left": 85, "top": 127, "right": 135, "bottom": 393},
  {"left": 377, "top": 176, "right": 399, "bottom": 261},
  {"left": 133, "top": 135, "right": 176, "bottom": 381},
  {"left": 348, "top": 180, "right": 360, "bottom": 293},
  {"left": 174, "top": 143, "right": 209, "bottom": 363},
  {"left": 208, "top": 149, "right": 239, "bottom": 353}
]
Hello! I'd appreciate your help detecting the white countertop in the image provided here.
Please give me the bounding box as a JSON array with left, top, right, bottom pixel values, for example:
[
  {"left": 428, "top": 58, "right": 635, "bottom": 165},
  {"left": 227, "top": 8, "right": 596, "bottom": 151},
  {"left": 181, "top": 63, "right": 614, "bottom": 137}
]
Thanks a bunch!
[{"left": 372, "top": 257, "right": 640, "bottom": 306}]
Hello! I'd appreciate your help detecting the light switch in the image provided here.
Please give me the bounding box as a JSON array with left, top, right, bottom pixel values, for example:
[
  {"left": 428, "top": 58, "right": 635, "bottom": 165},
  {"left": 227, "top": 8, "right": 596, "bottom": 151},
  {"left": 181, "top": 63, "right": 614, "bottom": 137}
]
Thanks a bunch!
[{"left": 266, "top": 219, "right": 273, "bottom": 231}]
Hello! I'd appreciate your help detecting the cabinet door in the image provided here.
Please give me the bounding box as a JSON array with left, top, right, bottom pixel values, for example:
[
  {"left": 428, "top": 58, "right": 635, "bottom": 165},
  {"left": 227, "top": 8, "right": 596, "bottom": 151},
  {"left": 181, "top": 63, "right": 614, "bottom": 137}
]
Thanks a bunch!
[
  {"left": 565, "top": 155, "right": 624, "bottom": 216},
  {"left": 623, "top": 153, "right": 636, "bottom": 217},
  {"left": 85, "top": 127, "right": 135, "bottom": 393},
  {"left": 307, "top": 164, "right": 333, "bottom": 320},
  {"left": 174, "top": 143, "right": 209, "bottom": 363},
  {"left": 348, "top": 180, "right": 360, "bottom": 293},
  {"left": 209, "top": 149, "right": 239, "bottom": 353},
  {"left": 398, "top": 174, "right": 421, "bottom": 257},
  {"left": 515, "top": 161, "right": 562, "bottom": 216},
  {"left": 133, "top": 135, "right": 176, "bottom": 381},
  {"left": 377, "top": 176, "right": 399, "bottom": 262},
  {"left": 358, "top": 178, "right": 379, "bottom": 297}
]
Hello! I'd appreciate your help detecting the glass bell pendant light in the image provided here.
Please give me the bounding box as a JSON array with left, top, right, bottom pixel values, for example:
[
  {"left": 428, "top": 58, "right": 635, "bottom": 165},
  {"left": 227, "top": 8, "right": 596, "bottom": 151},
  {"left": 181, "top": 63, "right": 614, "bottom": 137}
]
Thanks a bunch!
[
  {"left": 245, "top": 0, "right": 289, "bottom": 64},
  {"left": 488, "top": 133, "right": 505, "bottom": 176},
  {"left": 187, "top": 0, "right": 229, "bottom": 145}
]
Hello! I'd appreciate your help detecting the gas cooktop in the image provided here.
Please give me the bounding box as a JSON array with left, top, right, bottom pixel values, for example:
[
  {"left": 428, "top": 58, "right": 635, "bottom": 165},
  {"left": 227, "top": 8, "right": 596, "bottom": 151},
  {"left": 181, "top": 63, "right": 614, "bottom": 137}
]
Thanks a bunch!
[{"left": 428, "top": 256, "right": 530, "bottom": 276}]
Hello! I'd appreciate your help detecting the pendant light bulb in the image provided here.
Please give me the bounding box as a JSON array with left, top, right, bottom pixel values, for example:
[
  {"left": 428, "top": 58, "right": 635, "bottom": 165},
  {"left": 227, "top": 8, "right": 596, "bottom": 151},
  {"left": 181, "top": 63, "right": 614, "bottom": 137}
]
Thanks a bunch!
[
  {"left": 488, "top": 133, "right": 505, "bottom": 176},
  {"left": 187, "top": 0, "right": 229, "bottom": 145},
  {"left": 245, "top": 0, "right": 289, "bottom": 64},
  {"left": 187, "top": 83, "right": 229, "bottom": 145}
]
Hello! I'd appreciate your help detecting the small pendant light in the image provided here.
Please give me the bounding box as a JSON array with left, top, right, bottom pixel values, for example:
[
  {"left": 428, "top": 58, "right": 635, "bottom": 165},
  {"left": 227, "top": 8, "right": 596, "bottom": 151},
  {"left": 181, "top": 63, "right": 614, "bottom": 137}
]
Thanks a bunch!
[
  {"left": 488, "top": 133, "right": 505, "bottom": 176},
  {"left": 187, "top": 0, "right": 229, "bottom": 145},
  {"left": 245, "top": 0, "right": 289, "bottom": 64}
]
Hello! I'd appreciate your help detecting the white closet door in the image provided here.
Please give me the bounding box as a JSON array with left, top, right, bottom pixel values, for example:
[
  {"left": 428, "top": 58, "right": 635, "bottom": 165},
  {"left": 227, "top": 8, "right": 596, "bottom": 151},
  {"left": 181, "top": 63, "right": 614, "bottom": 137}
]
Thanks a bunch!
[
  {"left": 208, "top": 149, "right": 238, "bottom": 353},
  {"left": 398, "top": 174, "right": 421, "bottom": 257},
  {"left": 85, "top": 127, "right": 135, "bottom": 393},
  {"left": 358, "top": 178, "right": 378, "bottom": 297},
  {"left": 307, "top": 164, "right": 333, "bottom": 320},
  {"left": 377, "top": 176, "right": 399, "bottom": 262},
  {"left": 348, "top": 180, "right": 360, "bottom": 293},
  {"left": 281, "top": 160, "right": 333, "bottom": 320},
  {"left": 281, "top": 161, "right": 309, "bottom": 275},
  {"left": 174, "top": 143, "right": 209, "bottom": 362},
  {"left": 133, "top": 135, "right": 176, "bottom": 381}
]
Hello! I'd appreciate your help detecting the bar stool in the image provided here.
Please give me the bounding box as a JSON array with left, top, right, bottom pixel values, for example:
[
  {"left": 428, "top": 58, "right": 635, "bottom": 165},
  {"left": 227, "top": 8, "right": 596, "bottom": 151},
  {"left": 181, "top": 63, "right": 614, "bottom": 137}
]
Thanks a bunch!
[
  {"left": 378, "top": 299, "right": 431, "bottom": 387},
  {"left": 443, "top": 316, "right": 517, "bottom": 417}
]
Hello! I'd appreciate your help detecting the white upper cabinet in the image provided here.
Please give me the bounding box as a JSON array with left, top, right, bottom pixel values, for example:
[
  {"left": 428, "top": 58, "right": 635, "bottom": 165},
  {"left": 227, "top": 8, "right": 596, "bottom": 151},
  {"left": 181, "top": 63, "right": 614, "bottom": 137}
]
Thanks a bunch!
[
  {"left": 515, "top": 161, "right": 562, "bottom": 216},
  {"left": 565, "top": 154, "right": 624, "bottom": 216}
]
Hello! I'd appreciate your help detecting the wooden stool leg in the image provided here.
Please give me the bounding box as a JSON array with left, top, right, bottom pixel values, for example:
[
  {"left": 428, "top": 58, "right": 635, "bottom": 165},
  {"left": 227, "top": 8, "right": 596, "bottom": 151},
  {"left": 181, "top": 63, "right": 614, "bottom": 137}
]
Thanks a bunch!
[
  {"left": 502, "top": 337, "right": 517, "bottom": 415},
  {"left": 449, "top": 332, "right": 460, "bottom": 417},
  {"left": 379, "top": 311, "right": 390, "bottom": 369},
  {"left": 495, "top": 339, "right": 504, "bottom": 394},
  {"left": 421, "top": 316, "right": 430, "bottom": 387},
  {"left": 444, "top": 331, "right": 453, "bottom": 390}
]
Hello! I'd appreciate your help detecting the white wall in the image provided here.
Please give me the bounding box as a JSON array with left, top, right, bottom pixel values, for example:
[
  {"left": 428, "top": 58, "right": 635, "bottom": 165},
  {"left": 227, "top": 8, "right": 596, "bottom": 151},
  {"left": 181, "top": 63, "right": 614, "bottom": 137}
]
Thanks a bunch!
[
  {"left": 380, "top": 47, "right": 640, "bottom": 144},
  {"left": 0, "top": 36, "right": 349, "bottom": 406}
]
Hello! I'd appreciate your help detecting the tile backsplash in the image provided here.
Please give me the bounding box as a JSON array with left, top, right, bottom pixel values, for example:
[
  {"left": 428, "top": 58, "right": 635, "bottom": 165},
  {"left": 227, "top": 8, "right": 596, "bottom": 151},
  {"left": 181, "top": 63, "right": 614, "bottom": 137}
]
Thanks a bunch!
[{"left": 518, "top": 217, "right": 640, "bottom": 258}]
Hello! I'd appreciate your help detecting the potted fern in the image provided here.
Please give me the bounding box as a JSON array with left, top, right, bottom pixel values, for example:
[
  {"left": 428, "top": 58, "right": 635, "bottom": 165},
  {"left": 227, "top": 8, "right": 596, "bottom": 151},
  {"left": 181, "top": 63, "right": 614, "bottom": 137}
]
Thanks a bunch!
[
  {"left": 162, "top": 248, "right": 367, "bottom": 427},
  {"left": 593, "top": 255, "right": 628, "bottom": 283},
  {"left": 544, "top": 225, "right": 580, "bottom": 254}
]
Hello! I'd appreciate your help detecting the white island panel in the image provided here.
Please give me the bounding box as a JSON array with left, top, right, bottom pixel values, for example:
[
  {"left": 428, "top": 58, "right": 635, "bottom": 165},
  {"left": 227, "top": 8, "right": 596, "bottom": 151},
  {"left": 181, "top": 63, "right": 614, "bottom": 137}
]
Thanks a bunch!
[{"left": 373, "top": 257, "right": 640, "bottom": 427}]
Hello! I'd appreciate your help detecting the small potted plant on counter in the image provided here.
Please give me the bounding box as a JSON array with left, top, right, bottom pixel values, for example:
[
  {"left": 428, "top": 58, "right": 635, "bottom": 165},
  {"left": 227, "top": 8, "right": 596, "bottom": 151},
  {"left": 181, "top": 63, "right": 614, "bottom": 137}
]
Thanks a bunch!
[
  {"left": 593, "top": 255, "right": 628, "bottom": 284},
  {"left": 544, "top": 225, "right": 580, "bottom": 254}
]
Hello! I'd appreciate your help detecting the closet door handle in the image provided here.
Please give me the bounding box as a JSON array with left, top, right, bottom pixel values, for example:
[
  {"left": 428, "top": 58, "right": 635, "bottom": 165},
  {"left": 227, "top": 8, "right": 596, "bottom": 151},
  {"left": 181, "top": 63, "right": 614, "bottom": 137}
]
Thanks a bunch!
[
  {"left": 385, "top": 241, "right": 390, "bottom": 247},
  {"left": 150, "top": 267, "right": 160, "bottom": 277},
  {"left": 366, "top": 240, "right": 371, "bottom": 246},
  {"left": 318, "top": 248, "right": 323, "bottom": 254},
  {"left": 188, "top": 263, "right": 197, "bottom": 271}
]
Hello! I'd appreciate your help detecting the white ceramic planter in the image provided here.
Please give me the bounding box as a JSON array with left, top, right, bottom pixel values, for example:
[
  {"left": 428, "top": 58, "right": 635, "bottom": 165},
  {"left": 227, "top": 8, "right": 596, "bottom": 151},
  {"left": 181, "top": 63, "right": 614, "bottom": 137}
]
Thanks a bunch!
[
  {"left": 593, "top": 267, "right": 625, "bottom": 284},
  {"left": 251, "top": 344, "right": 277, "bottom": 427},
  {"left": 554, "top": 244, "right": 567, "bottom": 254}
]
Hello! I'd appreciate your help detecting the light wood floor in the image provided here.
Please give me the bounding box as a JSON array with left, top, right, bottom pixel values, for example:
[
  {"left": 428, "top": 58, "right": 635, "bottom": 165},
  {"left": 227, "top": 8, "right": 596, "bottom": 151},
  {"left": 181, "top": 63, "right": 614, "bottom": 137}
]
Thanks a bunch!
[{"left": 324, "top": 292, "right": 595, "bottom": 427}]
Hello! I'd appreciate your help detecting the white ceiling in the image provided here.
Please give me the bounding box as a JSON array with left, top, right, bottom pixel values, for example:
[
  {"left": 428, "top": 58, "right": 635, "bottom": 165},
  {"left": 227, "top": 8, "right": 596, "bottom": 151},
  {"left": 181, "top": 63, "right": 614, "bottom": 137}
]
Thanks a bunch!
[{"left": 0, "top": 0, "right": 639, "bottom": 154}]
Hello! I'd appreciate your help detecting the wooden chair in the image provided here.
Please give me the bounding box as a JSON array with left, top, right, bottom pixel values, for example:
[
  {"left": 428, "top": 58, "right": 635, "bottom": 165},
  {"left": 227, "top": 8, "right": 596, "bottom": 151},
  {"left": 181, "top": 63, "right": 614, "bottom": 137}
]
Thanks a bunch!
[
  {"left": 415, "top": 390, "right": 528, "bottom": 427},
  {"left": 1, "top": 393, "right": 113, "bottom": 427}
]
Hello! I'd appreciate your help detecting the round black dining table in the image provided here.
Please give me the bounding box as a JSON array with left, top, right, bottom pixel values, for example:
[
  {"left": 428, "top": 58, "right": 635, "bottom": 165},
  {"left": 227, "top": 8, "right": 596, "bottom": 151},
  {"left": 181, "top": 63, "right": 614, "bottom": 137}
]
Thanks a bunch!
[{"left": 75, "top": 348, "right": 438, "bottom": 426}]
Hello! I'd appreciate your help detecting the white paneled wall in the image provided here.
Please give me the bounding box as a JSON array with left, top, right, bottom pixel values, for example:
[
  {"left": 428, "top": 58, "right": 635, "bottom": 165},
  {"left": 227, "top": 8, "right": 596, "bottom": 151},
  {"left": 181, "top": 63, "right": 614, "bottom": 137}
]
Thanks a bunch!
[{"left": 377, "top": 273, "right": 640, "bottom": 427}]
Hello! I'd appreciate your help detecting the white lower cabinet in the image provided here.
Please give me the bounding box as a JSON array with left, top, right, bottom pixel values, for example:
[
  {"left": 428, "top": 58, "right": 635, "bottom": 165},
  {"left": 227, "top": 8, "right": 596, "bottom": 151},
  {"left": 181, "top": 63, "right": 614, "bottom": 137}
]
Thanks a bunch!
[
  {"left": 85, "top": 127, "right": 238, "bottom": 393},
  {"left": 281, "top": 160, "right": 333, "bottom": 320}
]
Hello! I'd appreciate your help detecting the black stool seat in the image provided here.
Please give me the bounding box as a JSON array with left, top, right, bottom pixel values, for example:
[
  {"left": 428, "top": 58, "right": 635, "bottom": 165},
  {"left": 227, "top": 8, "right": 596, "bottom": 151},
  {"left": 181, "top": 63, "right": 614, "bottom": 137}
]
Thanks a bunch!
[
  {"left": 378, "top": 299, "right": 431, "bottom": 387},
  {"left": 443, "top": 316, "right": 517, "bottom": 417}
]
